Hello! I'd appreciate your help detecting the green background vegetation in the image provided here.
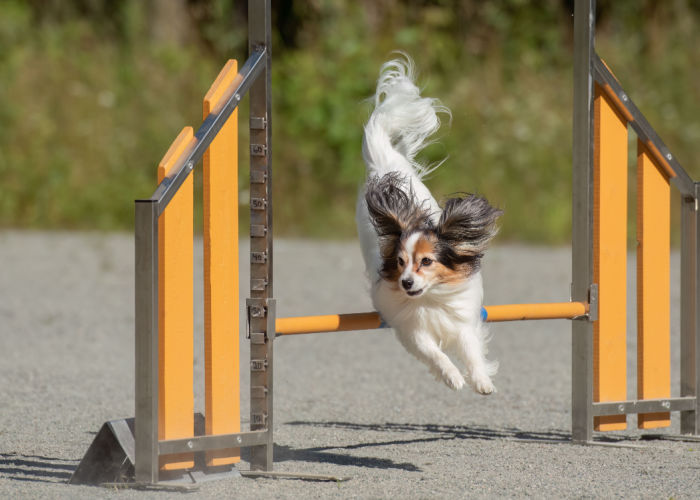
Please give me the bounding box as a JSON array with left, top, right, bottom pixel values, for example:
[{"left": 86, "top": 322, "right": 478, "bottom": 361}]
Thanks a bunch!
[{"left": 1, "top": 0, "right": 699, "bottom": 243}]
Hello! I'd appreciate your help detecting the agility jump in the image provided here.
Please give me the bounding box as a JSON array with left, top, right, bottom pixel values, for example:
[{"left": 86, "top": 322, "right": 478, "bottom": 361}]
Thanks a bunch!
[{"left": 71, "top": 0, "right": 699, "bottom": 487}]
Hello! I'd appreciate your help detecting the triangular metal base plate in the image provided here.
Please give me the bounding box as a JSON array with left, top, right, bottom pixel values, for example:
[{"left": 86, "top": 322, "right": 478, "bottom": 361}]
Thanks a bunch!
[
  {"left": 69, "top": 418, "right": 136, "bottom": 485},
  {"left": 70, "top": 414, "right": 242, "bottom": 487}
]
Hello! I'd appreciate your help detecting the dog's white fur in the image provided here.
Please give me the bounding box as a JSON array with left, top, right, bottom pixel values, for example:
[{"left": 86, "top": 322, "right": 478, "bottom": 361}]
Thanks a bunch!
[{"left": 356, "top": 56, "right": 498, "bottom": 394}]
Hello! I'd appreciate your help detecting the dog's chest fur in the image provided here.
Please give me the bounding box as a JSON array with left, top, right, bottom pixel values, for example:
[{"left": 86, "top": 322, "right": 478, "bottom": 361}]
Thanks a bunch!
[{"left": 372, "top": 271, "right": 484, "bottom": 346}]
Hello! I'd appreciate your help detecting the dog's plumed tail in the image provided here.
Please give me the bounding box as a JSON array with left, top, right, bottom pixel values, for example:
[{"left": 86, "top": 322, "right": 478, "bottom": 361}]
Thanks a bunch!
[{"left": 361, "top": 54, "right": 450, "bottom": 180}]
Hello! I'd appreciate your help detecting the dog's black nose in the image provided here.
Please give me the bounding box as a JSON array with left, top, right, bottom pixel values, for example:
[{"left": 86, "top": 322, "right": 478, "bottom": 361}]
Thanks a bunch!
[{"left": 401, "top": 278, "right": 413, "bottom": 290}]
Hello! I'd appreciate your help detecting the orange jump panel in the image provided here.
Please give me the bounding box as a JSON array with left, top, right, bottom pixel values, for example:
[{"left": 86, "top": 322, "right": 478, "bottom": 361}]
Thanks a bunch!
[
  {"left": 203, "top": 59, "right": 241, "bottom": 466},
  {"left": 593, "top": 85, "right": 628, "bottom": 431},
  {"left": 636, "top": 140, "right": 671, "bottom": 429},
  {"left": 158, "top": 127, "right": 195, "bottom": 469}
]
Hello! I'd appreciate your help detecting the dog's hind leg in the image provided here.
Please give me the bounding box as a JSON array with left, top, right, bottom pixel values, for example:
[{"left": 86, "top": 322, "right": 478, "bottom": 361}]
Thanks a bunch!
[{"left": 454, "top": 328, "right": 497, "bottom": 395}]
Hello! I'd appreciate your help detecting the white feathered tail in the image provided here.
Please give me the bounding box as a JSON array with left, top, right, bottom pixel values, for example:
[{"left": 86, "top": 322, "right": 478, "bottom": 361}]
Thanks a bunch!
[{"left": 357, "top": 55, "right": 450, "bottom": 279}]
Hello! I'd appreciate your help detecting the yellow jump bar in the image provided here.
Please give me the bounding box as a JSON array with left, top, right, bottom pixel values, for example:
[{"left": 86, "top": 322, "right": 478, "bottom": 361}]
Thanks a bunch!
[{"left": 275, "top": 302, "right": 588, "bottom": 336}]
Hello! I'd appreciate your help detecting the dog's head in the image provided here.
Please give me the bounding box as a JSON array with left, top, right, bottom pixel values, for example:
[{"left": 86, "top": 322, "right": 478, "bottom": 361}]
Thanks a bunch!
[{"left": 365, "top": 173, "right": 502, "bottom": 298}]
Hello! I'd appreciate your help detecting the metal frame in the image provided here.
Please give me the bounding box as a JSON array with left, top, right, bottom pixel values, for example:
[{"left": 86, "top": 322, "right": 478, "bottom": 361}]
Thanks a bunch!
[
  {"left": 132, "top": 0, "right": 273, "bottom": 484},
  {"left": 571, "top": 0, "right": 698, "bottom": 442}
]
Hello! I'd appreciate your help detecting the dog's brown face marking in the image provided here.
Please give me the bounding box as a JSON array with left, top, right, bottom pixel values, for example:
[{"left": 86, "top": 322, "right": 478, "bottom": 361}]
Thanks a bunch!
[
  {"left": 412, "top": 236, "right": 434, "bottom": 267},
  {"left": 390, "top": 231, "right": 475, "bottom": 293}
]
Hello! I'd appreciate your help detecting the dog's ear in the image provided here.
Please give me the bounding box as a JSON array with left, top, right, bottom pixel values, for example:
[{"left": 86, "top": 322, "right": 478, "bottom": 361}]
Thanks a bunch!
[
  {"left": 436, "top": 194, "right": 502, "bottom": 258},
  {"left": 364, "top": 173, "right": 431, "bottom": 256}
]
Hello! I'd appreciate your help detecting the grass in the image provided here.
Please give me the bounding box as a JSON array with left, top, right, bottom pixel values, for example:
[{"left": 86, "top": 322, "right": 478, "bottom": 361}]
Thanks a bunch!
[{"left": 1, "top": 1, "right": 698, "bottom": 243}]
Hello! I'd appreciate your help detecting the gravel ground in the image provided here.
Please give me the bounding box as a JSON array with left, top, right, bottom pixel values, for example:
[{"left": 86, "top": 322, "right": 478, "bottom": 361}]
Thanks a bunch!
[{"left": 1, "top": 230, "right": 698, "bottom": 499}]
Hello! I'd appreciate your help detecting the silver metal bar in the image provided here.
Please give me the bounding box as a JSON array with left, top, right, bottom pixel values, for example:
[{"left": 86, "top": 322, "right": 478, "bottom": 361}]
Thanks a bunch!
[
  {"left": 151, "top": 48, "right": 267, "bottom": 215},
  {"left": 134, "top": 200, "right": 159, "bottom": 484},
  {"left": 593, "top": 55, "right": 695, "bottom": 197},
  {"left": 695, "top": 183, "right": 700, "bottom": 433},
  {"left": 248, "top": 0, "right": 274, "bottom": 472},
  {"left": 571, "top": 0, "right": 596, "bottom": 444},
  {"left": 592, "top": 397, "right": 696, "bottom": 417},
  {"left": 159, "top": 431, "right": 269, "bottom": 455},
  {"left": 264, "top": 299, "right": 275, "bottom": 466},
  {"left": 681, "top": 192, "right": 698, "bottom": 434}
]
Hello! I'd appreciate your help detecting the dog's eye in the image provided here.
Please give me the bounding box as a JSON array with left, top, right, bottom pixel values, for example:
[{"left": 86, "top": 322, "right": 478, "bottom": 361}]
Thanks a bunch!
[
  {"left": 397, "top": 257, "right": 405, "bottom": 267},
  {"left": 421, "top": 257, "right": 433, "bottom": 267}
]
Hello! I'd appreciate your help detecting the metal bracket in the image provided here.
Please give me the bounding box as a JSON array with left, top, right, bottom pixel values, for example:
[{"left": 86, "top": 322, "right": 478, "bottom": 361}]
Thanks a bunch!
[
  {"left": 251, "top": 144, "right": 267, "bottom": 157},
  {"left": 251, "top": 170, "right": 267, "bottom": 184},
  {"left": 251, "top": 198, "right": 267, "bottom": 211},
  {"left": 251, "top": 386, "right": 268, "bottom": 399},
  {"left": 248, "top": 301, "right": 266, "bottom": 318},
  {"left": 251, "top": 413, "right": 267, "bottom": 427},
  {"left": 250, "top": 332, "right": 266, "bottom": 344},
  {"left": 570, "top": 283, "right": 598, "bottom": 321},
  {"left": 266, "top": 299, "right": 276, "bottom": 342},
  {"left": 250, "top": 116, "right": 267, "bottom": 130},
  {"left": 246, "top": 298, "right": 276, "bottom": 340},
  {"left": 251, "top": 359, "right": 268, "bottom": 372},
  {"left": 246, "top": 298, "right": 267, "bottom": 339},
  {"left": 250, "top": 252, "right": 267, "bottom": 264},
  {"left": 251, "top": 278, "right": 268, "bottom": 291},
  {"left": 251, "top": 225, "right": 267, "bottom": 237},
  {"left": 587, "top": 283, "right": 599, "bottom": 321}
]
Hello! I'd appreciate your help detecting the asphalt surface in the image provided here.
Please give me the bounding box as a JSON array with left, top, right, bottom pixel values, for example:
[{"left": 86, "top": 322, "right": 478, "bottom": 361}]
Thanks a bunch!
[{"left": 1, "top": 230, "right": 698, "bottom": 498}]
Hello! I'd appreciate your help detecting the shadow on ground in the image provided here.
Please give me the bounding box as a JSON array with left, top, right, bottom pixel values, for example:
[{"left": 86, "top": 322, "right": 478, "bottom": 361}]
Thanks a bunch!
[
  {"left": 287, "top": 421, "right": 572, "bottom": 444},
  {"left": 272, "top": 421, "right": 574, "bottom": 472},
  {"left": 0, "top": 453, "right": 78, "bottom": 484}
]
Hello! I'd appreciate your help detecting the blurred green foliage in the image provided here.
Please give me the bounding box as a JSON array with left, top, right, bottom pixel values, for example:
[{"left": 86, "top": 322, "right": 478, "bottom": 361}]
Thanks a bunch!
[{"left": 1, "top": 0, "right": 699, "bottom": 242}]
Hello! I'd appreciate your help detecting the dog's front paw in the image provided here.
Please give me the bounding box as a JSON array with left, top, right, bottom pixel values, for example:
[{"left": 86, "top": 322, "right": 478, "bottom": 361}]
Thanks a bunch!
[
  {"left": 470, "top": 372, "right": 495, "bottom": 395},
  {"left": 441, "top": 366, "right": 465, "bottom": 390}
]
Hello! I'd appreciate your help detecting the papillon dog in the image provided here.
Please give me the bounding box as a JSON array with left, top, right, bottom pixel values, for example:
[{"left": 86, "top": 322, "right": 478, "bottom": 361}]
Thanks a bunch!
[{"left": 356, "top": 55, "right": 502, "bottom": 394}]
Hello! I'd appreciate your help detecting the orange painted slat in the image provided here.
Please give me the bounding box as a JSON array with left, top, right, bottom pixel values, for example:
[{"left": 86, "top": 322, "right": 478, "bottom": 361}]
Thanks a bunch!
[
  {"left": 203, "top": 60, "right": 240, "bottom": 466},
  {"left": 158, "top": 127, "right": 195, "bottom": 469},
  {"left": 599, "top": 83, "right": 634, "bottom": 123},
  {"left": 593, "top": 85, "right": 628, "bottom": 431},
  {"left": 636, "top": 140, "right": 671, "bottom": 429},
  {"left": 643, "top": 140, "right": 677, "bottom": 180}
]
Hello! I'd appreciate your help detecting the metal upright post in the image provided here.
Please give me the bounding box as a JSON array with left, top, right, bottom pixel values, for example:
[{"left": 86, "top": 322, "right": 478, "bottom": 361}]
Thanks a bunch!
[
  {"left": 248, "top": 0, "right": 274, "bottom": 471},
  {"left": 571, "top": 0, "right": 596, "bottom": 444},
  {"left": 680, "top": 191, "right": 697, "bottom": 434},
  {"left": 696, "top": 183, "right": 700, "bottom": 434},
  {"left": 134, "top": 200, "right": 160, "bottom": 483}
]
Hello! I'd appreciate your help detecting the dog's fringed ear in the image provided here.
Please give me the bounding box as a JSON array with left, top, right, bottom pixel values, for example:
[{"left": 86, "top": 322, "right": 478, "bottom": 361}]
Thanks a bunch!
[
  {"left": 364, "top": 173, "right": 431, "bottom": 249},
  {"left": 436, "top": 195, "right": 503, "bottom": 257}
]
